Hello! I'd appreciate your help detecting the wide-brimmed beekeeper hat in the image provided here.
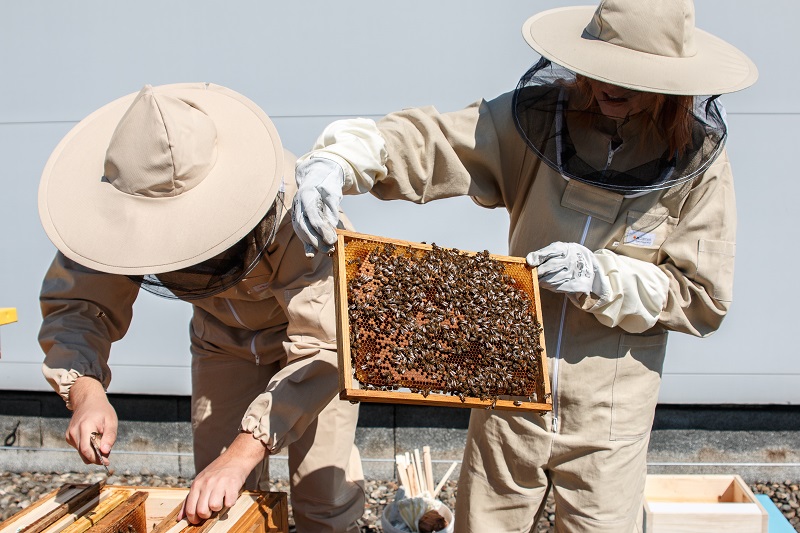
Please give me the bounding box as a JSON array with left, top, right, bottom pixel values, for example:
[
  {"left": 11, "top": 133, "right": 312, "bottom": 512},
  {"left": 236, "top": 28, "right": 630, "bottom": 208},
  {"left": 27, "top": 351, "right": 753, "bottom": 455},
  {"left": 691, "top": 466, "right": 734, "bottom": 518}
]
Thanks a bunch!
[
  {"left": 38, "top": 83, "right": 284, "bottom": 275},
  {"left": 521, "top": 0, "right": 758, "bottom": 95}
]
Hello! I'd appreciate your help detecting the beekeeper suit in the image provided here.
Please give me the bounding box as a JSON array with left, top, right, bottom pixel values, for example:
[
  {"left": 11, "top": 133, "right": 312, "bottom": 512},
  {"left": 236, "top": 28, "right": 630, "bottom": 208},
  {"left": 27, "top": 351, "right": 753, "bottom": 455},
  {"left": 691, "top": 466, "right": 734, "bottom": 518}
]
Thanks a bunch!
[
  {"left": 37, "top": 83, "right": 364, "bottom": 533},
  {"left": 291, "top": 0, "right": 757, "bottom": 531}
]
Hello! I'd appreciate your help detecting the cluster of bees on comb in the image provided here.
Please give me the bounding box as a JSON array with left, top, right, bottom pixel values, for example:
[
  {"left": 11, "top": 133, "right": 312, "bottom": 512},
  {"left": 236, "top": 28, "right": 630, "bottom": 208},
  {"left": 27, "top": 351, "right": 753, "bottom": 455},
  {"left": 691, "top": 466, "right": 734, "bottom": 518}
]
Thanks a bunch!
[{"left": 346, "top": 241, "right": 544, "bottom": 405}]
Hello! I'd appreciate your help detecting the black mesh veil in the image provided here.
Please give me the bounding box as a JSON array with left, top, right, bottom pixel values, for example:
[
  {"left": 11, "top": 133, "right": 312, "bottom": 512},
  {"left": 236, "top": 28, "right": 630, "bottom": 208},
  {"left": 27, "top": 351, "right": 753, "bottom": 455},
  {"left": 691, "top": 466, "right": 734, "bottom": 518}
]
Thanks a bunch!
[
  {"left": 512, "top": 59, "right": 728, "bottom": 196},
  {"left": 129, "top": 188, "right": 285, "bottom": 300}
]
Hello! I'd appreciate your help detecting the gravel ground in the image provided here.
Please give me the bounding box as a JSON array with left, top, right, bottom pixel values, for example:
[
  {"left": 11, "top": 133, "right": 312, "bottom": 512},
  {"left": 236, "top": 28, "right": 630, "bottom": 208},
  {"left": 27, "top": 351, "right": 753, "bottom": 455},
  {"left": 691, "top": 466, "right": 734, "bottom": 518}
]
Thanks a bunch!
[{"left": 1, "top": 472, "right": 797, "bottom": 532}]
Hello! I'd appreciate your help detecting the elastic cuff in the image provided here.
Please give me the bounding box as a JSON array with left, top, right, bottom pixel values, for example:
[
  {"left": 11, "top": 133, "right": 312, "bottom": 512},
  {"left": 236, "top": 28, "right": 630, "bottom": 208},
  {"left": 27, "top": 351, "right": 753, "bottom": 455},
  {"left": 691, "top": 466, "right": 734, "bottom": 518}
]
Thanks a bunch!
[
  {"left": 61, "top": 372, "right": 105, "bottom": 410},
  {"left": 240, "top": 412, "right": 283, "bottom": 455}
]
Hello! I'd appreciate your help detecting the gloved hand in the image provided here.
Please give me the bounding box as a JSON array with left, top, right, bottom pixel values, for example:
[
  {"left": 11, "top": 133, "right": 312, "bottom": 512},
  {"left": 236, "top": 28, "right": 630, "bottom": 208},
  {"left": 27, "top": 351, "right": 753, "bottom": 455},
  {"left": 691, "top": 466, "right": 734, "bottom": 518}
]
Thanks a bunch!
[
  {"left": 292, "top": 157, "right": 345, "bottom": 257},
  {"left": 526, "top": 242, "right": 602, "bottom": 296},
  {"left": 527, "top": 242, "right": 671, "bottom": 333}
]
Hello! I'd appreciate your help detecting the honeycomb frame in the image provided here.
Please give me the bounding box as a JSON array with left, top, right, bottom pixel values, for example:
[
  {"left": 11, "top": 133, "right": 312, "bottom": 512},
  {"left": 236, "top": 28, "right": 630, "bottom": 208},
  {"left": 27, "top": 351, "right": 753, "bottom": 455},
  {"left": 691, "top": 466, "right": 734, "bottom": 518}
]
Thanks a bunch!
[{"left": 332, "top": 229, "right": 551, "bottom": 412}]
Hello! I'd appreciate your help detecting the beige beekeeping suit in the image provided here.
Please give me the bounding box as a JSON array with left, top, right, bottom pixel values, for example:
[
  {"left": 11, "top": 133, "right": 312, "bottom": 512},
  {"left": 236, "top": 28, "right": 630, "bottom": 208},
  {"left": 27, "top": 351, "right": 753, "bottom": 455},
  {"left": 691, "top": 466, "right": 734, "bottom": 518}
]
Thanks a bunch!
[
  {"left": 39, "top": 160, "right": 365, "bottom": 533},
  {"left": 307, "top": 90, "right": 736, "bottom": 531}
]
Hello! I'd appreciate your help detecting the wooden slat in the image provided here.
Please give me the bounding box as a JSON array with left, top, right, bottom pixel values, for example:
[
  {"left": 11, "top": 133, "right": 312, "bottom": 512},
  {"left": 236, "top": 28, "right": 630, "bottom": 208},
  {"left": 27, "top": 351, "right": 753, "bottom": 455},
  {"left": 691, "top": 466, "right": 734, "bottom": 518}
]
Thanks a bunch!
[
  {"left": 332, "top": 231, "right": 354, "bottom": 404},
  {"left": 202, "top": 493, "right": 257, "bottom": 533},
  {"left": 149, "top": 500, "right": 227, "bottom": 533},
  {"left": 0, "top": 484, "right": 90, "bottom": 533},
  {"left": 341, "top": 388, "right": 551, "bottom": 412},
  {"left": 15, "top": 481, "right": 105, "bottom": 533},
  {"left": 148, "top": 499, "right": 182, "bottom": 533},
  {"left": 337, "top": 229, "right": 527, "bottom": 263},
  {"left": 645, "top": 503, "right": 765, "bottom": 533},
  {"left": 645, "top": 475, "right": 759, "bottom": 503},
  {"left": 112, "top": 486, "right": 186, "bottom": 533},
  {"left": 259, "top": 492, "right": 288, "bottom": 533},
  {"left": 85, "top": 491, "right": 148, "bottom": 533},
  {"left": 60, "top": 489, "right": 134, "bottom": 533},
  {"left": 227, "top": 493, "right": 288, "bottom": 533},
  {"left": 529, "top": 266, "right": 551, "bottom": 404}
]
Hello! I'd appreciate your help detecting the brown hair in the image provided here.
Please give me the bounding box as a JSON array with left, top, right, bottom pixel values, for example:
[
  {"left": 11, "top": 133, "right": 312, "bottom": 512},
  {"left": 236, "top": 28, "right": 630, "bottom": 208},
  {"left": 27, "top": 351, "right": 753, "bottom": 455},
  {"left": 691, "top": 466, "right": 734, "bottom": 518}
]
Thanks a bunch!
[{"left": 571, "top": 75, "right": 694, "bottom": 157}]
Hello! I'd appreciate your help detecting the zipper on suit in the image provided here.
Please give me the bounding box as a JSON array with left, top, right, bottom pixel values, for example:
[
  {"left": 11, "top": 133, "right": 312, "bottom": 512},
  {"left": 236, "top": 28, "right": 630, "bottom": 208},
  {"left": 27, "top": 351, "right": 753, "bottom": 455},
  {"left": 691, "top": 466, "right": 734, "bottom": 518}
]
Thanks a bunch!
[
  {"left": 551, "top": 215, "right": 593, "bottom": 433},
  {"left": 251, "top": 336, "right": 260, "bottom": 366},
  {"left": 550, "top": 110, "right": 619, "bottom": 432},
  {"left": 224, "top": 299, "right": 261, "bottom": 366}
]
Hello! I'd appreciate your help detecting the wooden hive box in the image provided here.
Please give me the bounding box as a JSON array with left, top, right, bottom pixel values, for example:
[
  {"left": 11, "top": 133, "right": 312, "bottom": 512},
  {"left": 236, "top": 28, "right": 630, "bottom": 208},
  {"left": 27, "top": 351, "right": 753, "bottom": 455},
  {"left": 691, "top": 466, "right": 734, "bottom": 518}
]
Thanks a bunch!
[
  {"left": 643, "top": 475, "right": 768, "bottom": 533},
  {"left": 332, "top": 229, "right": 551, "bottom": 412},
  {"left": 0, "top": 482, "right": 288, "bottom": 533}
]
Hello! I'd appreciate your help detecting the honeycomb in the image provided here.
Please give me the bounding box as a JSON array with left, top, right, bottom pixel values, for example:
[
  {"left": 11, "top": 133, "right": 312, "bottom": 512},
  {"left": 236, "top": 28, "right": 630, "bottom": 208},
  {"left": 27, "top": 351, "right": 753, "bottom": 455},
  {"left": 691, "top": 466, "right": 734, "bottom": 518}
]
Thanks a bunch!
[{"left": 341, "top": 235, "right": 545, "bottom": 405}]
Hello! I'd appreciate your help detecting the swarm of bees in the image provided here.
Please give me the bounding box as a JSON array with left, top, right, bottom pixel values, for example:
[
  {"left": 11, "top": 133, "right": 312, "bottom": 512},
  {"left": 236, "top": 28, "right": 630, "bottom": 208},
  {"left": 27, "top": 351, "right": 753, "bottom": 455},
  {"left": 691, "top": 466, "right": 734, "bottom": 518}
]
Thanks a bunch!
[{"left": 346, "top": 241, "right": 544, "bottom": 404}]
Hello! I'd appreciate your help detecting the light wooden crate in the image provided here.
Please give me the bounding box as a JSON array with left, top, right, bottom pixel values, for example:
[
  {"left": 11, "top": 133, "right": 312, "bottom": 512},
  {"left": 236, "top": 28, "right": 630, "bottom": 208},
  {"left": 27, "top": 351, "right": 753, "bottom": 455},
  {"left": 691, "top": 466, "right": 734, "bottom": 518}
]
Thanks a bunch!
[
  {"left": 332, "top": 229, "right": 551, "bottom": 412},
  {"left": 1, "top": 482, "right": 288, "bottom": 533},
  {"left": 643, "top": 475, "right": 768, "bottom": 533}
]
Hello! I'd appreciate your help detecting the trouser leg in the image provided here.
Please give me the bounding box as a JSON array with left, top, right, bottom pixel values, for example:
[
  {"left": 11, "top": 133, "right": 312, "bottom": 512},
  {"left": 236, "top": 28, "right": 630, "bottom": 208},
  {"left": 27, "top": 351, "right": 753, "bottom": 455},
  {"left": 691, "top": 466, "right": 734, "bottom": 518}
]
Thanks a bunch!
[
  {"left": 549, "top": 435, "right": 650, "bottom": 532},
  {"left": 452, "top": 408, "right": 651, "bottom": 533},
  {"left": 454, "top": 409, "right": 552, "bottom": 533},
  {"left": 288, "top": 396, "right": 364, "bottom": 533},
  {"left": 191, "top": 351, "right": 277, "bottom": 489}
]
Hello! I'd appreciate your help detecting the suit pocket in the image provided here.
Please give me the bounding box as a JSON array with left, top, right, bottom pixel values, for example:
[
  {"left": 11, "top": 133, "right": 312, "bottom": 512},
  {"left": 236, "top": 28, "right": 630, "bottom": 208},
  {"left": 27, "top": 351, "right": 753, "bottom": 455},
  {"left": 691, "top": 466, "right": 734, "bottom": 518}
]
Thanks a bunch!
[{"left": 610, "top": 332, "right": 667, "bottom": 440}]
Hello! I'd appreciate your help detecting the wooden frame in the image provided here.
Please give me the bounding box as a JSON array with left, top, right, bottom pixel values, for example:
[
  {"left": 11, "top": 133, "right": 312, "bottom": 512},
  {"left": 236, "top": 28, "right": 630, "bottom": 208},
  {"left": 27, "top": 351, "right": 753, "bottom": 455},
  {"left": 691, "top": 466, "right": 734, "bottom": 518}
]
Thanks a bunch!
[
  {"left": 332, "top": 229, "right": 551, "bottom": 412},
  {"left": 642, "top": 475, "right": 768, "bottom": 533},
  {"left": 1, "top": 485, "right": 288, "bottom": 533}
]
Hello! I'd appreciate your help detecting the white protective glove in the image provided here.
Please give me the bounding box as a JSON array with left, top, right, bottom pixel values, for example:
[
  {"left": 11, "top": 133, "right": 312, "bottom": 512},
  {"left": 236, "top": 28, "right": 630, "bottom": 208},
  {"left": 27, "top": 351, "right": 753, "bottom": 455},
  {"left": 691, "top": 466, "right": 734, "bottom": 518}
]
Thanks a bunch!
[
  {"left": 292, "top": 118, "right": 388, "bottom": 257},
  {"left": 526, "top": 242, "right": 604, "bottom": 296},
  {"left": 292, "top": 156, "right": 345, "bottom": 257}
]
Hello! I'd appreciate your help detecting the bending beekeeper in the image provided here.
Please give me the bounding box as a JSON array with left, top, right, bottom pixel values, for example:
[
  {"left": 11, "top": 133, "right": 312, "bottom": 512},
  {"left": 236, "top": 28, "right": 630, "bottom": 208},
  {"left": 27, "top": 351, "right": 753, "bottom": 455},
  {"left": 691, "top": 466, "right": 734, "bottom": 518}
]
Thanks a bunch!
[
  {"left": 38, "top": 83, "right": 364, "bottom": 532},
  {"left": 291, "top": 0, "right": 757, "bottom": 530}
]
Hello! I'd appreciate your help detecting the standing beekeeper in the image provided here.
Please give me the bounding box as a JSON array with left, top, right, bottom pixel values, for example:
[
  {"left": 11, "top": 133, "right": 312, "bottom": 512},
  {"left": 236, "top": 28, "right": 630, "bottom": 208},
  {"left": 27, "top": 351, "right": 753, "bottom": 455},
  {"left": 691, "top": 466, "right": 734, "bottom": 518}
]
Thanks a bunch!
[
  {"left": 37, "top": 83, "right": 365, "bottom": 532},
  {"left": 291, "top": 0, "right": 757, "bottom": 530}
]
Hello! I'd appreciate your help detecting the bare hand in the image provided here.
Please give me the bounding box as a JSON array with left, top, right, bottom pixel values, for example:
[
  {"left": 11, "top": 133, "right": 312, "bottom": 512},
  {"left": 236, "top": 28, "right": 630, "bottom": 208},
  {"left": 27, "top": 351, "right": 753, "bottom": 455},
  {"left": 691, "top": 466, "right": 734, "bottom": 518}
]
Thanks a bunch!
[
  {"left": 178, "top": 433, "right": 267, "bottom": 524},
  {"left": 66, "top": 377, "right": 117, "bottom": 467}
]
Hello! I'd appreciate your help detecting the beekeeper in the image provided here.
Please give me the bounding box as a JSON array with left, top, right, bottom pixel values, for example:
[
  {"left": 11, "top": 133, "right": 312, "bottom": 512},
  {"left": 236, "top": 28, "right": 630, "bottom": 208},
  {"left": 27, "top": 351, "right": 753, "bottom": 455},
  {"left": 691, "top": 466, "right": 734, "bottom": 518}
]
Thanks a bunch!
[
  {"left": 291, "top": 0, "right": 757, "bottom": 530},
  {"left": 37, "top": 83, "right": 364, "bottom": 533}
]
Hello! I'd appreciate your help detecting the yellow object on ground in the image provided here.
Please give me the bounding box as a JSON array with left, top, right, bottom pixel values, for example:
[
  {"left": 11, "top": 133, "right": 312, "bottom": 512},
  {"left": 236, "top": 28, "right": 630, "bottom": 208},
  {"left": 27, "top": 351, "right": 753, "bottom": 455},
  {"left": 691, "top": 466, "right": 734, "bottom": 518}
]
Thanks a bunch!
[{"left": 0, "top": 308, "right": 17, "bottom": 326}]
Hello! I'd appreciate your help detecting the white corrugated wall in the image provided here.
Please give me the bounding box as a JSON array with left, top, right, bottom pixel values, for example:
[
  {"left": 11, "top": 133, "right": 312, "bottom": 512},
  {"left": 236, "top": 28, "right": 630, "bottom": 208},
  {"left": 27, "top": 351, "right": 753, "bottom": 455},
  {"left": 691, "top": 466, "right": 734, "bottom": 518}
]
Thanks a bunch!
[{"left": 0, "top": 1, "right": 795, "bottom": 403}]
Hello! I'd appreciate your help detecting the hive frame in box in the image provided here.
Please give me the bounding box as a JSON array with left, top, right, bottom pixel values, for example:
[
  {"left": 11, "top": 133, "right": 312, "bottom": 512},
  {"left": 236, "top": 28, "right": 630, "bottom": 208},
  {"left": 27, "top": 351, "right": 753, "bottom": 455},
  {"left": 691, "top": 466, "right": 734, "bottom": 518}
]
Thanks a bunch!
[
  {"left": 0, "top": 483, "right": 289, "bottom": 533},
  {"left": 332, "top": 229, "right": 551, "bottom": 412}
]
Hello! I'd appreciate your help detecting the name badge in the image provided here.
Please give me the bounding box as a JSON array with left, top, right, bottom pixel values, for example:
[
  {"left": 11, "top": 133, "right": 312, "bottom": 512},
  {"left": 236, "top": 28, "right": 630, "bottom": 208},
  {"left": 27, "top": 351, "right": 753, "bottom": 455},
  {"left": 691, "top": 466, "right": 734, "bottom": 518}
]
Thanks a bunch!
[
  {"left": 248, "top": 282, "right": 272, "bottom": 294},
  {"left": 624, "top": 228, "right": 656, "bottom": 247}
]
